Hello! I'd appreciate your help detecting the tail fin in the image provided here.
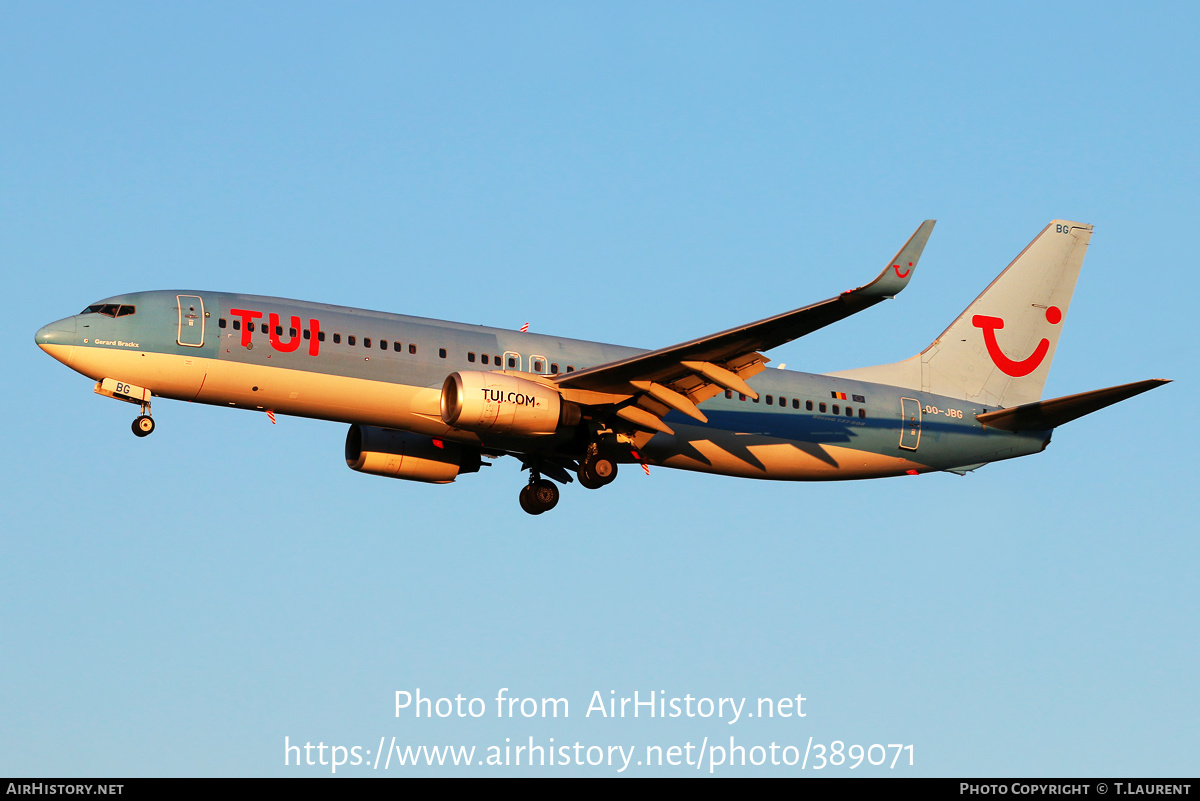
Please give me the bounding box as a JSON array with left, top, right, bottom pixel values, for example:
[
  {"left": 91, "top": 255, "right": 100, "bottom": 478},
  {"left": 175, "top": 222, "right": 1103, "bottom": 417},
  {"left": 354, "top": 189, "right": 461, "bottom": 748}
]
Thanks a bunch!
[{"left": 828, "top": 221, "right": 1093, "bottom": 408}]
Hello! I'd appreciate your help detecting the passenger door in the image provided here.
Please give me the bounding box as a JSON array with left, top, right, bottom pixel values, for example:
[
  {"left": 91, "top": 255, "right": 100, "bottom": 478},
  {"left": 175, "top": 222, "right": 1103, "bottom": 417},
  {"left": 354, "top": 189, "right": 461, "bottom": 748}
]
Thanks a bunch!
[
  {"left": 899, "top": 397, "right": 921, "bottom": 450},
  {"left": 177, "top": 294, "right": 205, "bottom": 347}
]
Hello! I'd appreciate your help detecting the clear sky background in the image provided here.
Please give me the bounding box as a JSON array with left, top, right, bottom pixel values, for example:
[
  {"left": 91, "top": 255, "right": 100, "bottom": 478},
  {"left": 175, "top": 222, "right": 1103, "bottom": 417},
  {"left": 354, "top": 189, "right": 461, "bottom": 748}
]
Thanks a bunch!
[{"left": 2, "top": 2, "right": 1196, "bottom": 777}]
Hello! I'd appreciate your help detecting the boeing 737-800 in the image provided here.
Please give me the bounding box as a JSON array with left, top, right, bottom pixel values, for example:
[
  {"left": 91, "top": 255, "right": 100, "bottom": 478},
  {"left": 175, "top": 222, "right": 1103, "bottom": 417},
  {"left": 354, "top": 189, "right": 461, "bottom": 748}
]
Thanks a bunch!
[{"left": 35, "top": 220, "right": 1167, "bottom": 514}]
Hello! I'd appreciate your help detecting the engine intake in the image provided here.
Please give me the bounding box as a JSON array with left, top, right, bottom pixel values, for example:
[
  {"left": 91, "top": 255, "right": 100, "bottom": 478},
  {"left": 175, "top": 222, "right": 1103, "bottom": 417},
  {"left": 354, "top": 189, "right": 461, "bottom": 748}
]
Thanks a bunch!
[
  {"left": 345, "top": 425, "right": 481, "bottom": 484},
  {"left": 441, "top": 371, "right": 577, "bottom": 435}
]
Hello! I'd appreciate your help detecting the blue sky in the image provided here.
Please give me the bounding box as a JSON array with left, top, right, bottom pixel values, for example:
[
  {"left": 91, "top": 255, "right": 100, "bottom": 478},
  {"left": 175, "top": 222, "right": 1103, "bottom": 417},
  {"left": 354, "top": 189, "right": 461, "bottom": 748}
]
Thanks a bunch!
[{"left": 3, "top": 2, "right": 1196, "bottom": 776}]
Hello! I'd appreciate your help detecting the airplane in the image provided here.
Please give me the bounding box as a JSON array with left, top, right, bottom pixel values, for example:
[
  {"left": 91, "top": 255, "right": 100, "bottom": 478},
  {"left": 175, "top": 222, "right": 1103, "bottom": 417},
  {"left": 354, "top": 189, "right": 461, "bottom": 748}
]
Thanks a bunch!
[{"left": 35, "top": 219, "right": 1168, "bottom": 515}]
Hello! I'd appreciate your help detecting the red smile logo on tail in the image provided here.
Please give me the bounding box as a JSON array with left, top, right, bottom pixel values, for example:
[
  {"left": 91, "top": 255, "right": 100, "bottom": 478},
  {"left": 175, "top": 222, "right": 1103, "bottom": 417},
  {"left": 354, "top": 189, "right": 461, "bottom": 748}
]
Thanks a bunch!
[
  {"left": 972, "top": 306, "right": 1062, "bottom": 377},
  {"left": 894, "top": 262, "right": 913, "bottom": 278}
]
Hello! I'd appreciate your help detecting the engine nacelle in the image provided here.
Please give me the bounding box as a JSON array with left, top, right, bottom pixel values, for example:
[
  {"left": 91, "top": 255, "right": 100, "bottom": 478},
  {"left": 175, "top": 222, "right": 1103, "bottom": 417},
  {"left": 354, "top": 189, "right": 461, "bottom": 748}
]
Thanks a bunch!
[
  {"left": 441, "top": 371, "right": 577, "bottom": 435},
  {"left": 345, "top": 425, "right": 481, "bottom": 484}
]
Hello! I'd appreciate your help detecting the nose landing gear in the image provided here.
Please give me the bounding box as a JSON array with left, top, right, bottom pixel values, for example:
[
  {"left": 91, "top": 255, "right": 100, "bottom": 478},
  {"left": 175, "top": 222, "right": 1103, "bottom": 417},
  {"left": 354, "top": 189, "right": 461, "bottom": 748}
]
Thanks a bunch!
[
  {"left": 130, "top": 393, "right": 155, "bottom": 437},
  {"left": 93, "top": 379, "right": 156, "bottom": 438},
  {"left": 132, "top": 414, "right": 155, "bottom": 437}
]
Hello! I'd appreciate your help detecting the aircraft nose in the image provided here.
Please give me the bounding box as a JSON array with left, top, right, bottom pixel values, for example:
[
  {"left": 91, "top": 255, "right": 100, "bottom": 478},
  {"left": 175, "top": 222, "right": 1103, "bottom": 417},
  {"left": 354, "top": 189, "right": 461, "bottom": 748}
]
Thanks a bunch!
[{"left": 35, "top": 316, "right": 77, "bottom": 349}]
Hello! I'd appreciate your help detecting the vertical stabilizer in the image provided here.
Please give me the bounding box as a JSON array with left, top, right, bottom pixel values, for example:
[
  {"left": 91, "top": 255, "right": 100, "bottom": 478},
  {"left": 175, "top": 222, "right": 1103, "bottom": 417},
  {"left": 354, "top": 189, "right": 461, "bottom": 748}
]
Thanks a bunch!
[{"left": 828, "top": 221, "right": 1092, "bottom": 408}]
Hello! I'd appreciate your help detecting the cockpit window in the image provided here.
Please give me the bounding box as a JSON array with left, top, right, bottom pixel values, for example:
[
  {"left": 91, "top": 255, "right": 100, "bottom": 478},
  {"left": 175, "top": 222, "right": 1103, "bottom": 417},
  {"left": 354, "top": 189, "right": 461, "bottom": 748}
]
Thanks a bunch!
[{"left": 82, "top": 304, "right": 136, "bottom": 317}]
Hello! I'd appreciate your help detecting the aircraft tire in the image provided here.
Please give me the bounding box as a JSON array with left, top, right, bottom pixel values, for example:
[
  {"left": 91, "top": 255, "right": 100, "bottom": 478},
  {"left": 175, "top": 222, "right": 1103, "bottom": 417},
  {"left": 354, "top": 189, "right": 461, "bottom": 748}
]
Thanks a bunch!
[
  {"left": 516, "top": 484, "right": 540, "bottom": 515},
  {"left": 581, "top": 455, "right": 617, "bottom": 487},
  {"left": 519, "top": 481, "right": 558, "bottom": 514},
  {"left": 578, "top": 469, "right": 604, "bottom": 490},
  {"left": 132, "top": 415, "right": 155, "bottom": 437},
  {"left": 531, "top": 479, "right": 559, "bottom": 512}
]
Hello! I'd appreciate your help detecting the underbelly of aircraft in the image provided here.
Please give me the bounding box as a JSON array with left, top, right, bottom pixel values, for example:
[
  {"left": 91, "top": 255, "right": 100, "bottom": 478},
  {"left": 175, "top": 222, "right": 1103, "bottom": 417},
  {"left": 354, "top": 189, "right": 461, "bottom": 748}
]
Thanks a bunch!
[{"left": 57, "top": 347, "right": 462, "bottom": 438}]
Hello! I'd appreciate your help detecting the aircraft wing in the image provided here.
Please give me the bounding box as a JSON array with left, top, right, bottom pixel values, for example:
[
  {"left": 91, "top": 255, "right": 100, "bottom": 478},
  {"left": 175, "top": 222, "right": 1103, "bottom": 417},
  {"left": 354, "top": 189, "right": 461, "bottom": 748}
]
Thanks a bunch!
[{"left": 553, "top": 220, "right": 935, "bottom": 433}]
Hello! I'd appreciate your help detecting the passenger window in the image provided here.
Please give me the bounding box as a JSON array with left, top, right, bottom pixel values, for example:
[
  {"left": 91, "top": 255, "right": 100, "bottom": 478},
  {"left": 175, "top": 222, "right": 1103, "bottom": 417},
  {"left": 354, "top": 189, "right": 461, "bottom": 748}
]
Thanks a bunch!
[
  {"left": 219, "top": 318, "right": 227, "bottom": 328},
  {"left": 481, "top": 354, "right": 489, "bottom": 365},
  {"left": 725, "top": 390, "right": 732, "bottom": 399},
  {"left": 845, "top": 407, "right": 853, "bottom": 416},
  {"left": 779, "top": 396, "right": 786, "bottom": 406},
  {"left": 303, "top": 329, "right": 310, "bottom": 339},
  {"left": 334, "top": 333, "right": 342, "bottom": 344},
  {"left": 507, "top": 357, "right": 516, "bottom": 368},
  {"left": 533, "top": 359, "right": 543, "bottom": 372},
  {"left": 393, "top": 341, "right": 402, "bottom": 352},
  {"left": 858, "top": 408, "right": 866, "bottom": 419},
  {"left": 233, "top": 320, "right": 241, "bottom": 330},
  {"left": 318, "top": 331, "right": 326, "bottom": 342},
  {"left": 766, "top": 395, "right": 773, "bottom": 405},
  {"left": 753, "top": 396, "right": 760, "bottom": 403},
  {"left": 261, "top": 323, "right": 268, "bottom": 334},
  {"left": 739, "top": 394, "right": 746, "bottom": 401},
  {"left": 550, "top": 364, "right": 559, "bottom": 374},
  {"left": 833, "top": 405, "right": 839, "bottom": 414},
  {"left": 439, "top": 348, "right": 447, "bottom": 359},
  {"left": 819, "top": 403, "right": 826, "bottom": 413},
  {"left": 275, "top": 326, "right": 282, "bottom": 336},
  {"left": 289, "top": 327, "right": 297, "bottom": 337},
  {"left": 364, "top": 337, "right": 372, "bottom": 348},
  {"left": 468, "top": 352, "right": 476, "bottom": 363},
  {"left": 409, "top": 344, "right": 417, "bottom": 355},
  {"left": 567, "top": 366, "right": 575, "bottom": 372},
  {"left": 793, "top": 399, "right": 800, "bottom": 409},
  {"left": 349, "top": 336, "right": 357, "bottom": 346},
  {"left": 380, "top": 340, "right": 387, "bottom": 350}
]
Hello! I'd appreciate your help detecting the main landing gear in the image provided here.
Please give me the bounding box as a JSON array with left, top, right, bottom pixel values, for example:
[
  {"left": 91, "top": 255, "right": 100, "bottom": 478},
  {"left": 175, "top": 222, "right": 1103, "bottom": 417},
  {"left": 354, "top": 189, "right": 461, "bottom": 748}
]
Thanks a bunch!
[
  {"left": 578, "top": 452, "right": 617, "bottom": 490},
  {"left": 519, "top": 475, "right": 560, "bottom": 515},
  {"left": 516, "top": 449, "right": 621, "bottom": 514}
]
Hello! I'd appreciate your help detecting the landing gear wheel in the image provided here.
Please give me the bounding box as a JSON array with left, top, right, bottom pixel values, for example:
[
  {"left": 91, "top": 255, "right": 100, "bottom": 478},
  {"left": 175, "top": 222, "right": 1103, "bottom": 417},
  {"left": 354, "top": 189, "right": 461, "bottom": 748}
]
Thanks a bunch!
[
  {"left": 132, "top": 415, "right": 155, "bottom": 437},
  {"left": 578, "top": 469, "right": 604, "bottom": 490},
  {"left": 519, "top": 484, "right": 539, "bottom": 515},
  {"left": 579, "top": 455, "right": 617, "bottom": 489},
  {"left": 519, "top": 479, "right": 560, "bottom": 515}
]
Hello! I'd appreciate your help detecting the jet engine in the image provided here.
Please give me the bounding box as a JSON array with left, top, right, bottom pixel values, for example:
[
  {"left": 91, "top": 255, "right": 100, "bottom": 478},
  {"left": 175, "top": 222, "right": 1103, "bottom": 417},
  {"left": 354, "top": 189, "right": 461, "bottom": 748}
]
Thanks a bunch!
[
  {"left": 345, "top": 425, "right": 481, "bottom": 484},
  {"left": 440, "top": 371, "right": 579, "bottom": 436}
]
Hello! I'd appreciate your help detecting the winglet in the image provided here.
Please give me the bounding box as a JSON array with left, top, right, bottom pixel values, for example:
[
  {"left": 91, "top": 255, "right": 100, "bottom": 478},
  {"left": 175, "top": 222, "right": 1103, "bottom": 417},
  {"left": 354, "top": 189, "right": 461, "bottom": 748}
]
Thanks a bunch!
[{"left": 852, "top": 219, "right": 936, "bottom": 299}]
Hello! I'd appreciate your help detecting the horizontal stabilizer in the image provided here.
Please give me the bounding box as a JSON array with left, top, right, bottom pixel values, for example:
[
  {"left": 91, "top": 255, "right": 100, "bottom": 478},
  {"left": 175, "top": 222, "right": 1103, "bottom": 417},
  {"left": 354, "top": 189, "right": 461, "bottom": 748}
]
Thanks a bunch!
[{"left": 976, "top": 379, "right": 1170, "bottom": 432}]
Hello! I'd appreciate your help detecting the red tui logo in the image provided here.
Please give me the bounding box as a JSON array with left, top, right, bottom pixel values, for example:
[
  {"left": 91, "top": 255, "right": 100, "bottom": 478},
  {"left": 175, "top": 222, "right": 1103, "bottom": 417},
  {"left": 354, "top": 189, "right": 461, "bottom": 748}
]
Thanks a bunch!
[{"left": 971, "top": 306, "right": 1062, "bottom": 377}]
